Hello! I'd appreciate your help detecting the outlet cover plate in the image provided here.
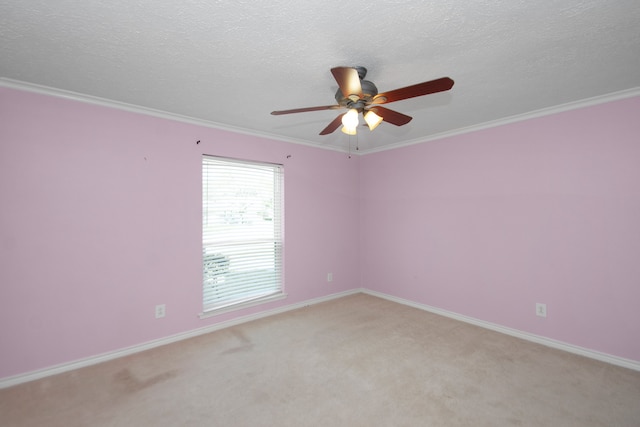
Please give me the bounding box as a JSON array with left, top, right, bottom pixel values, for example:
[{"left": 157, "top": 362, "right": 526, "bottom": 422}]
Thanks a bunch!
[{"left": 155, "top": 304, "right": 166, "bottom": 318}]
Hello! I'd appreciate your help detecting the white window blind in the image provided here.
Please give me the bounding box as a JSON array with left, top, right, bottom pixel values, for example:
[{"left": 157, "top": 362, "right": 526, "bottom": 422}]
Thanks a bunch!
[{"left": 202, "top": 156, "right": 284, "bottom": 312}]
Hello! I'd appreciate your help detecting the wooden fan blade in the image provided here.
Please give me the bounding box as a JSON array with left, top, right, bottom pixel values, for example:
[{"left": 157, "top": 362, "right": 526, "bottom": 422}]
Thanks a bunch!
[
  {"left": 368, "top": 106, "right": 412, "bottom": 126},
  {"left": 319, "top": 113, "right": 345, "bottom": 135},
  {"left": 271, "top": 105, "right": 341, "bottom": 115},
  {"left": 331, "top": 67, "right": 363, "bottom": 100},
  {"left": 372, "top": 77, "right": 454, "bottom": 104}
]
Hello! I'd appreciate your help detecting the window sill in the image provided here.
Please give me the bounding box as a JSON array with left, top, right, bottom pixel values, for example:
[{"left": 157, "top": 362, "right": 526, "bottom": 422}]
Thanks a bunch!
[{"left": 198, "top": 292, "right": 288, "bottom": 319}]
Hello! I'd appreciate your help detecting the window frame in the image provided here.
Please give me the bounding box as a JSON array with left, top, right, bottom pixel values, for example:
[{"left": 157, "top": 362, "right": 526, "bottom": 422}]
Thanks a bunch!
[{"left": 200, "top": 155, "right": 285, "bottom": 317}]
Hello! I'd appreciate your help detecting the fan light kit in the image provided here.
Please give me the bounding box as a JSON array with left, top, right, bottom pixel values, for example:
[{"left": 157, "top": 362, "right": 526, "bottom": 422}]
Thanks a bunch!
[
  {"left": 271, "top": 66, "right": 454, "bottom": 136},
  {"left": 341, "top": 109, "right": 359, "bottom": 134}
]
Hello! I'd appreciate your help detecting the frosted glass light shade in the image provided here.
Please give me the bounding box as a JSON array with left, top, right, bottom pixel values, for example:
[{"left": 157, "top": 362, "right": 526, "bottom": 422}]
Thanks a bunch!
[
  {"left": 341, "top": 125, "right": 357, "bottom": 135},
  {"left": 341, "top": 109, "right": 359, "bottom": 128},
  {"left": 364, "top": 110, "right": 383, "bottom": 131}
]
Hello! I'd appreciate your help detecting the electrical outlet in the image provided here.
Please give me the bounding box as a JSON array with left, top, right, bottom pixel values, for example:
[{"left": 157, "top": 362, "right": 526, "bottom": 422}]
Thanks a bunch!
[
  {"left": 155, "top": 304, "right": 166, "bottom": 319},
  {"left": 536, "top": 303, "right": 547, "bottom": 318},
  {"left": 327, "top": 273, "right": 333, "bottom": 282}
]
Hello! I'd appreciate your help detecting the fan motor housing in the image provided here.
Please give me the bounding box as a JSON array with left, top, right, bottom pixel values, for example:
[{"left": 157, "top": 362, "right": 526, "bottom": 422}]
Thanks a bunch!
[{"left": 335, "top": 79, "right": 378, "bottom": 107}]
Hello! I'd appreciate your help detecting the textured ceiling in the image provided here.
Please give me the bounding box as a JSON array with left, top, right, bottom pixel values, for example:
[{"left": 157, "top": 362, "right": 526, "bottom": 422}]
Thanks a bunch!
[{"left": 1, "top": 0, "right": 640, "bottom": 153}]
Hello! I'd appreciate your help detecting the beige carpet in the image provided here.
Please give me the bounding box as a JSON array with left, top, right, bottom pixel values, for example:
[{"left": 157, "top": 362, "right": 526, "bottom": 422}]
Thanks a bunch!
[{"left": 1, "top": 293, "right": 639, "bottom": 426}]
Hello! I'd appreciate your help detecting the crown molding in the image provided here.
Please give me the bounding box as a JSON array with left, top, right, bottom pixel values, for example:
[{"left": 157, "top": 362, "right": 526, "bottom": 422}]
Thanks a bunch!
[
  {"left": 361, "top": 87, "right": 640, "bottom": 155},
  {"left": 2, "top": 78, "right": 638, "bottom": 156},
  {"left": 0, "top": 77, "right": 347, "bottom": 154}
]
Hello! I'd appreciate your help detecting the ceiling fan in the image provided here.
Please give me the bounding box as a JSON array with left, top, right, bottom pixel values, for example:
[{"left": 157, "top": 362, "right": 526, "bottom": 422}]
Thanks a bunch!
[{"left": 271, "top": 66, "right": 454, "bottom": 135}]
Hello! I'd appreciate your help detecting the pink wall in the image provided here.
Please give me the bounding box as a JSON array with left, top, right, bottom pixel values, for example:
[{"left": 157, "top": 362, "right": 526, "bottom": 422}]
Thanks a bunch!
[
  {"left": 360, "top": 96, "right": 640, "bottom": 361},
  {"left": 2, "top": 86, "right": 639, "bottom": 380},
  {"left": 0, "top": 87, "right": 360, "bottom": 379}
]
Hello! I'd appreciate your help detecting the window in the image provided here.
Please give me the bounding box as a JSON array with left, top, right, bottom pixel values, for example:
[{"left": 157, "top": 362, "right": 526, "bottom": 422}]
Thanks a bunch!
[{"left": 202, "top": 155, "right": 284, "bottom": 314}]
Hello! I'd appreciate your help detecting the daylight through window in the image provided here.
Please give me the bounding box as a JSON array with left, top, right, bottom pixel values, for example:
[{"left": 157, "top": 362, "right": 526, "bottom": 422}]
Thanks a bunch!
[{"left": 202, "top": 156, "right": 284, "bottom": 313}]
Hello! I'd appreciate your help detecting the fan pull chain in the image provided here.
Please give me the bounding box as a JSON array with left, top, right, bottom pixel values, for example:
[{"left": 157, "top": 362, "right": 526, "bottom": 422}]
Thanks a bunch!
[{"left": 347, "top": 132, "right": 360, "bottom": 159}]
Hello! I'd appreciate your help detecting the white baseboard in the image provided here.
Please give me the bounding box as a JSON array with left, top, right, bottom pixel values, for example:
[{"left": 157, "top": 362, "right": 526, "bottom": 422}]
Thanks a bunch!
[
  {"left": 362, "top": 289, "right": 640, "bottom": 372},
  {"left": 4, "top": 287, "right": 637, "bottom": 389},
  {"left": 0, "top": 289, "right": 362, "bottom": 389}
]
